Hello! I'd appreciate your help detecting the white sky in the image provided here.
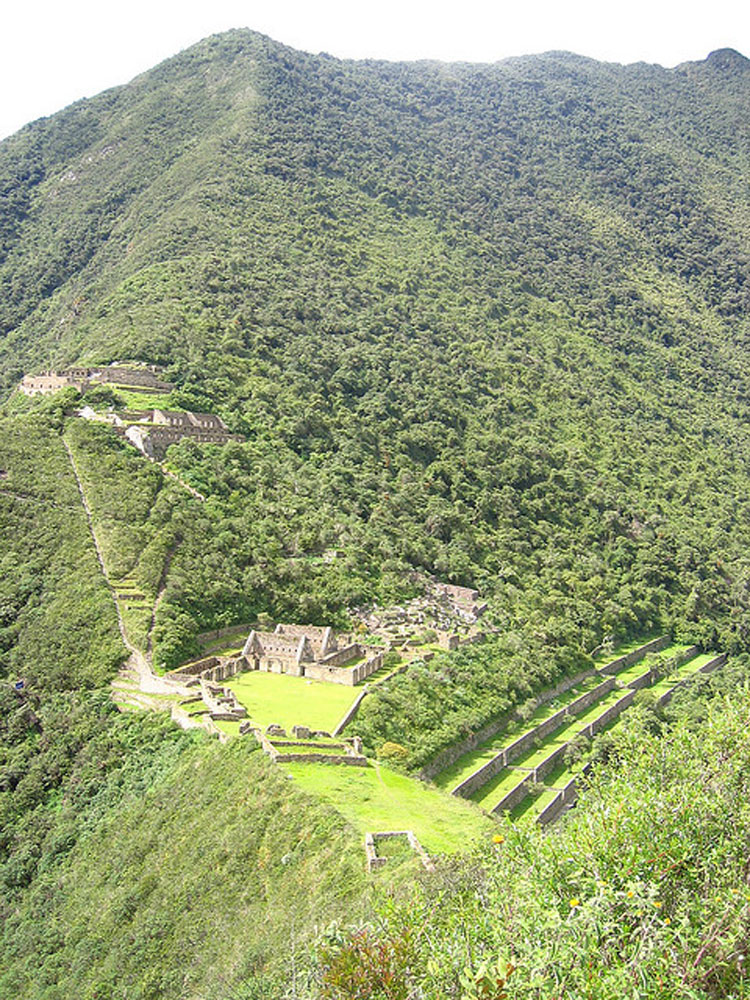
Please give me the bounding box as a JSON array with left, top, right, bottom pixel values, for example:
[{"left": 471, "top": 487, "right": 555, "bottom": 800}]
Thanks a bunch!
[{"left": 1, "top": 0, "right": 748, "bottom": 141}]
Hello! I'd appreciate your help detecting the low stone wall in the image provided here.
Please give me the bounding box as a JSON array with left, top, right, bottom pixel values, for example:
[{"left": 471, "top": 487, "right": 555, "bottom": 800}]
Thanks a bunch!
[
  {"left": 170, "top": 704, "right": 228, "bottom": 743},
  {"left": 170, "top": 656, "right": 219, "bottom": 678},
  {"left": 532, "top": 741, "right": 569, "bottom": 783},
  {"left": 536, "top": 764, "right": 593, "bottom": 826},
  {"left": 169, "top": 655, "right": 248, "bottom": 685},
  {"left": 491, "top": 773, "right": 532, "bottom": 815},
  {"left": 254, "top": 729, "right": 368, "bottom": 766},
  {"left": 656, "top": 652, "right": 726, "bottom": 707},
  {"left": 319, "top": 643, "right": 364, "bottom": 668},
  {"left": 333, "top": 686, "right": 370, "bottom": 735},
  {"left": 451, "top": 676, "right": 615, "bottom": 799},
  {"left": 420, "top": 667, "right": 596, "bottom": 782},
  {"left": 365, "top": 830, "right": 434, "bottom": 873},
  {"left": 272, "top": 751, "right": 368, "bottom": 766},
  {"left": 304, "top": 650, "right": 384, "bottom": 686},
  {"left": 577, "top": 690, "right": 635, "bottom": 739},
  {"left": 597, "top": 636, "right": 670, "bottom": 676},
  {"left": 197, "top": 623, "right": 255, "bottom": 645},
  {"left": 625, "top": 644, "right": 701, "bottom": 692}
]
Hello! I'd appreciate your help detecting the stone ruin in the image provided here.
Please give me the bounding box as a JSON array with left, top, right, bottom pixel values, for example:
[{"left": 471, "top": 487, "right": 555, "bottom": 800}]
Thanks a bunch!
[
  {"left": 252, "top": 726, "right": 368, "bottom": 767},
  {"left": 20, "top": 362, "right": 173, "bottom": 396},
  {"left": 364, "top": 831, "right": 435, "bottom": 873},
  {"left": 351, "top": 576, "right": 489, "bottom": 650},
  {"left": 241, "top": 623, "right": 384, "bottom": 686}
]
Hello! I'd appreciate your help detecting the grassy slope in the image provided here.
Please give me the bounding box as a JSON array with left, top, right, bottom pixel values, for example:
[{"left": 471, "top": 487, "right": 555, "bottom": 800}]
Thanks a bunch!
[
  {"left": 0, "top": 736, "right": 368, "bottom": 1000},
  {"left": 283, "top": 759, "right": 495, "bottom": 855}
]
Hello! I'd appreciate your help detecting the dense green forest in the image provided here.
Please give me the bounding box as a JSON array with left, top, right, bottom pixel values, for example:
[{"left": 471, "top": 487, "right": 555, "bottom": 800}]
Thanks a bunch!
[{"left": 1, "top": 28, "right": 750, "bottom": 998}]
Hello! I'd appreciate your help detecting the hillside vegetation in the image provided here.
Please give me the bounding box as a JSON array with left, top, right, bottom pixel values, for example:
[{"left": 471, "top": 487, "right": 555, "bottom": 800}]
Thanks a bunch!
[{"left": 1, "top": 30, "right": 750, "bottom": 1000}]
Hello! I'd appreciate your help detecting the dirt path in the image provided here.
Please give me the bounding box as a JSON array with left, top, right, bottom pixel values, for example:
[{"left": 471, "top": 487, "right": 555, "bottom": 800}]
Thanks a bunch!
[
  {"left": 161, "top": 465, "right": 206, "bottom": 500},
  {"left": 63, "top": 434, "right": 185, "bottom": 696}
]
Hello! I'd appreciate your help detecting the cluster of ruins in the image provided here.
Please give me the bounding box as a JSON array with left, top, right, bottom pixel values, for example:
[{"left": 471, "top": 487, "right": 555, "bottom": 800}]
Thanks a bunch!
[
  {"left": 76, "top": 405, "right": 240, "bottom": 457},
  {"left": 351, "top": 577, "right": 488, "bottom": 650},
  {"left": 19, "top": 363, "right": 173, "bottom": 395}
]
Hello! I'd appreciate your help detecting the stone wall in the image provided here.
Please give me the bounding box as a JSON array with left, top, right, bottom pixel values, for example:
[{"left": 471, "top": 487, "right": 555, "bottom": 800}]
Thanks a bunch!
[
  {"left": 491, "top": 773, "right": 532, "bottom": 815},
  {"left": 451, "top": 676, "right": 615, "bottom": 799},
  {"left": 332, "top": 686, "right": 370, "bottom": 735},
  {"left": 253, "top": 729, "right": 368, "bottom": 766},
  {"left": 597, "top": 635, "right": 670, "bottom": 675},
  {"left": 625, "top": 644, "right": 700, "bottom": 691},
  {"left": 90, "top": 366, "right": 173, "bottom": 391},
  {"left": 420, "top": 667, "right": 596, "bottom": 782},
  {"left": 536, "top": 763, "right": 593, "bottom": 826},
  {"left": 319, "top": 643, "right": 363, "bottom": 668},
  {"left": 656, "top": 652, "right": 726, "bottom": 707},
  {"left": 577, "top": 690, "right": 635, "bottom": 739},
  {"left": 197, "top": 623, "right": 255, "bottom": 644},
  {"left": 364, "top": 830, "right": 434, "bottom": 873},
  {"left": 304, "top": 650, "right": 384, "bottom": 686}
]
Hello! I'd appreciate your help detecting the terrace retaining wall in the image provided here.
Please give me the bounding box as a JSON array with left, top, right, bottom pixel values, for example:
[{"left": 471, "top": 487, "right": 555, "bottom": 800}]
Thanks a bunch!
[
  {"left": 656, "top": 652, "right": 726, "bottom": 707},
  {"left": 420, "top": 667, "right": 596, "bottom": 782},
  {"left": 536, "top": 764, "right": 593, "bottom": 826},
  {"left": 577, "top": 690, "right": 635, "bottom": 739},
  {"left": 624, "top": 645, "right": 700, "bottom": 691},
  {"left": 597, "top": 636, "right": 669, "bottom": 676},
  {"left": 451, "top": 676, "right": 615, "bottom": 799},
  {"left": 491, "top": 773, "right": 533, "bottom": 815}
]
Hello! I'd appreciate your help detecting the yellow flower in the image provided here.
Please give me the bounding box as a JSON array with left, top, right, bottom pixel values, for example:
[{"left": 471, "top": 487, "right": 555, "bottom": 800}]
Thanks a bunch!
[
  {"left": 569, "top": 898, "right": 580, "bottom": 908},
  {"left": 493, "top": 834, "right": 505, "bottom": 844},
  {"left": 654, "top": 900, "right": 663, "bottom": 908},
  {"left": 664, "top": 918, "right": 671, "bottom": 925},
  {"left": 626, "top": 890, "right": 635, "bottom": 898}
]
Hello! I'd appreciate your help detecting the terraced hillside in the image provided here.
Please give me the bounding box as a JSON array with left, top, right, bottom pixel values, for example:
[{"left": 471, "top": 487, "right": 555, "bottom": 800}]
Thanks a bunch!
[{"left": 431, "top": 638, "right": 726, "bottom": 825}]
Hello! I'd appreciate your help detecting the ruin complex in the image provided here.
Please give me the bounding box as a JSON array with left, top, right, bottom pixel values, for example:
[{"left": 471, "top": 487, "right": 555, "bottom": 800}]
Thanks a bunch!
[{"left": 19, "top": 363, "right": 174, "bottom": 395}]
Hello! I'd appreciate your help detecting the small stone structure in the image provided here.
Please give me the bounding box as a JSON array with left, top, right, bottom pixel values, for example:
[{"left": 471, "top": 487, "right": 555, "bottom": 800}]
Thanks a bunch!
[
  {"left": 20, "top": 368, "right": 91, "bottom": 395},
  {"left": 364, "top": 831, "right": 435, "bottom": 873},
  {"left": 253, "top": 727, "right": 368, "bottom": 766}
]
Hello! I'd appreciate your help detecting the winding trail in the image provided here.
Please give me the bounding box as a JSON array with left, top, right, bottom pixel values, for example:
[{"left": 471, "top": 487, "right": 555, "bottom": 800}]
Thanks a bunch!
[{"left": 63, "top": 434, "right": 185, "bottom": 696}]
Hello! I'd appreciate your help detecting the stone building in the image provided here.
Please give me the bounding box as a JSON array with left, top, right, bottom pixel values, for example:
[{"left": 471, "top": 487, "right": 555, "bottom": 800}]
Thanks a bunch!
[
  {"left": 20, "top": 369, "right": 90, "bottom": 395},
  {"left": 19, "top": 363, "right": 174, "bottom": 396},
  {"left": 122, "top": 409, "right": 240, "bottom": 458},
  {"left": 88, "top": 364, "right": 173, "bottom": 391},
  {"left": 240, "top": 623, "right": 384, "bottom": 686},
  {"left": 241, "top": 625, "right": 338, "bottom": 675}
]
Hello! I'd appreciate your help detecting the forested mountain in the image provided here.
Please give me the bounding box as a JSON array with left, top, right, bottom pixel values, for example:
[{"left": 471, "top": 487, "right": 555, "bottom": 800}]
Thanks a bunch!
[
  {"left": 2, "top": 30, "right": 750, "bottom": 999},
  {"left": 3, "top": 32, "right": 750, "bottom": 664}
]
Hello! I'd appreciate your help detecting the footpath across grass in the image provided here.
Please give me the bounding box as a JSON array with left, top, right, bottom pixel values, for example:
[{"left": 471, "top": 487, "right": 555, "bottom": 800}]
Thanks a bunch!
[
  {"left": 225, "top": 670, "right": 360, "bottom": 733},
  {"left": 283, "top": 760, "right": 495, "bottom": 855}
]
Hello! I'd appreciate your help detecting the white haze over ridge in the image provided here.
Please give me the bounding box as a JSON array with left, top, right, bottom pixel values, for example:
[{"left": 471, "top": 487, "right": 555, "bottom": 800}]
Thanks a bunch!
[{"left": 1, "top": 0, "right": 748, "bottom": 140}]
